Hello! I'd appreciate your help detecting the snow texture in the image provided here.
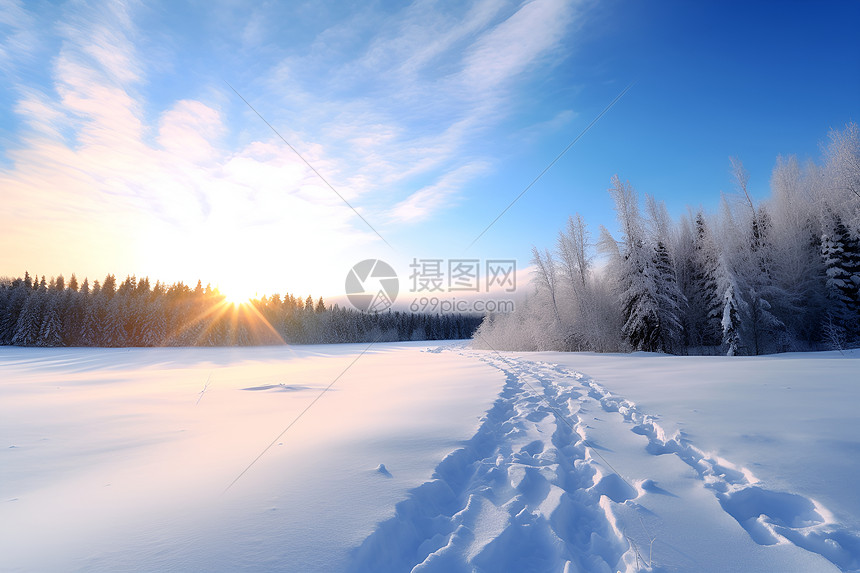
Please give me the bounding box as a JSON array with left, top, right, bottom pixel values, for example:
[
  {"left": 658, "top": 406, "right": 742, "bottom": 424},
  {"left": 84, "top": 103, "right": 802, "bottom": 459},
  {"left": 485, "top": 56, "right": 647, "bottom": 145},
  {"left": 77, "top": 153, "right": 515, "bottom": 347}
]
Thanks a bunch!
[{"left": 2, "top": 343, "right": 859, "bottom": 572}]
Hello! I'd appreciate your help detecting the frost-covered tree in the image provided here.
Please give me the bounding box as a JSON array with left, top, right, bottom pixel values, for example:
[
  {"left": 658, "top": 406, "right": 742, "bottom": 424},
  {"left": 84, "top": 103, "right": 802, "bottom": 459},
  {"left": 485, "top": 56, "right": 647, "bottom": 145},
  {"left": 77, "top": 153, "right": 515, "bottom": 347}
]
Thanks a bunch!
[
  {"left": 0, "top": 280, "right": 28, "bottom": 345},
  {"left": 719, "top": 275, "right": 744, "bottom": 356},
  {"left": 603, "top": 177, "right": 668, "bottom": 352},
  {"left": 823, "top": 123, "right": 860, "bottom": 233},
  {"left": 767, "top": 155, "right": 828, "bottom": 345},
  {"left": 821, "top": 218, "right": 860, "bottom": 334},
  {"left": 651, "top": 240, "right": 684, "bottom": 352},
  {"left": 647, "top": 196, "right": 685, "bottom": 352},
  {"left": 722, "top": 159, "right": 785, "bottom": 354},
  {"left": 557, "top": 214, "right": 591, "bottom": 299},
  {"left": 685, "top": 212, "right": 723, "bottom": 348},
  {"left": 531, "top": 246, "right": 561, "bottom": 324},
  {"left": 12, "top": 291, "right": 44, "bottom": 346},
  {"left": 37, "top": 297, "right": 63, "bottom": 347},
  {"left": 474, "top": 123, "right": 860, "bottom": 355},
  {"left": 555, "top": 214, "right": 616, "bottom": 350}
]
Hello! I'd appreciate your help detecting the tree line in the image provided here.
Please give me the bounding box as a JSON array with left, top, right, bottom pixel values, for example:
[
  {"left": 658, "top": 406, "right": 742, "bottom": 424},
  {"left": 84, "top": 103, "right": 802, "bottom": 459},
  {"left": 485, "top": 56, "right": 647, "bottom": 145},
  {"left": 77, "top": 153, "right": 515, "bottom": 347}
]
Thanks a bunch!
[
  {"left": 0, "top": 274, "right": 481, "bottom": 347},
  {"left": 474, "top": 123, "right": 860, "bottom": 356}
]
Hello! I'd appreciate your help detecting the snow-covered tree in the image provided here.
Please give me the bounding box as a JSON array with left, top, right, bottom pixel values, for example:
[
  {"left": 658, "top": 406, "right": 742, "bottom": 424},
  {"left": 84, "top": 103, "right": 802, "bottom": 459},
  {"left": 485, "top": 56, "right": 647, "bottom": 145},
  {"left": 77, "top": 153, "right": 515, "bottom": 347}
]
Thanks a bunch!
[
  {"left": 823, "top": 122, "right": 860, "bottom": 234},
  {"left": 719, "top": 273, "right": 744, "bottom": 356},
  {"left": 683, "top": 212, "right": 722, "bottom": 348},
  {"left": 12, "top": 291, "right": 44, "bottom": 346},
  {"left": 821, "top": 218, "right": 860, "bottom": 334},
  {"left": 37, "top": 297, "right": 63, "bottom": 347},
  {"left": 531, "top": 246, "right": 562, "bottom": 324},
  {"left": 767, "top": 155, "right": 828, "bottom": 345},
  {"left": 474, "top": 123, "right": 860, "bottom": 355},
  {"left": 646, "top": 195, "right": 685, "bottom": 352},
  {"left": 604, "top": 177, "right": 669, "bottom": 352}
]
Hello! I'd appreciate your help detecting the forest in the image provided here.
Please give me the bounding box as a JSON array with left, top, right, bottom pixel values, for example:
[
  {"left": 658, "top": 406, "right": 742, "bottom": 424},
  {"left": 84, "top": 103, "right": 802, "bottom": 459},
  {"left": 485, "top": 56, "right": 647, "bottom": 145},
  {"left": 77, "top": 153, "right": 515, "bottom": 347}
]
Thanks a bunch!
[
  {"left": 475, "top": 123, "right": 860, "bottom": 356},
  {"left": 0, "top": 273, "right": 481, "bottom": 347}
]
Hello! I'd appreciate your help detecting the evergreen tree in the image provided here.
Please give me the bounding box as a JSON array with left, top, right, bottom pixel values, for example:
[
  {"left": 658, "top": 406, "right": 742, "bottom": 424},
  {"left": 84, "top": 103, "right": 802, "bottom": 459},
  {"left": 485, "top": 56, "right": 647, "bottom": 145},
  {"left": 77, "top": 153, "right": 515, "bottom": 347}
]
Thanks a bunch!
[
  {"left": 0, "top": 281, "right": 28, "bottom": 344},
  {"left": 12, "top": 292, "right": 44, "bottom": 346},
  {"left": 652, "top": 240, "right": 684, "bottom": 352},
  {"left": 37, "top": 296, "right": 63, "bottom": 347},
  {"left": 79, "top": 298, "right": 99, "bottom": 346},
  {"left": 721, "top": 280, "right": 743, "bottom": 356},
  {"left": 607, "top": 177, "right": 665, "bottom": 352},
  {"left": 821, "top": 219, "right": 860, "bottom": 333},
  {"left": 687, "top": 213, "right": 723, "bottom": 347},
  {"left": 102, "top": 274, "right": 116, "bottom": 299}
]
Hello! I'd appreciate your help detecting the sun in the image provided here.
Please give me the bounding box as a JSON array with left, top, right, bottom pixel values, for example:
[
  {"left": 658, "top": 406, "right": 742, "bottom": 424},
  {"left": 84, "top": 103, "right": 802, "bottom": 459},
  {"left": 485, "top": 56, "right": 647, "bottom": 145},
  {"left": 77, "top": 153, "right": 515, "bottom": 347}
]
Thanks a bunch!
[{"left": 219, "top": 282, "right": 256, "bottom": 306}]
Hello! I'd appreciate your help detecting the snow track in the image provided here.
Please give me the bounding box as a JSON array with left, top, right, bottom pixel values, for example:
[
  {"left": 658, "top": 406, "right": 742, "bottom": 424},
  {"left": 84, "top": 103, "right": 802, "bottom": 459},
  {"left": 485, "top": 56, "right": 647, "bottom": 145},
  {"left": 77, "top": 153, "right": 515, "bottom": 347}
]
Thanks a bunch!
[
  {"left": 349, "top": 354, "right": 638, "bottom": 573},
  {"left": 350, "top": 350, "right": 860, "bottom": 572},
  {"left": 582, "top": 370, "right": 860, "bottom": 572}
]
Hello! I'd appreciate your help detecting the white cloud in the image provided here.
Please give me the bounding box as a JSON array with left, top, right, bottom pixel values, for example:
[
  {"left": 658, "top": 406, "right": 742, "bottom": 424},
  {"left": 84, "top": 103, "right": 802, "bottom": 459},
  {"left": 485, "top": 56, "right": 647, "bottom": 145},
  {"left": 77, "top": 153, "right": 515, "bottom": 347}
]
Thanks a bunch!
[
  {"left": 1, "top": 0, "right": 585, "bottom": 292},
  {"left": 458, "top": 0, "right": 575, "bottom": 97},
  {"left": 0, "top": 0, "right": 40, "bottom": 73},
  {"left": 248, "top": 0, "right": 581, "bottom": 223},
  {"left": 157, "top": 100, "right": 224, "bottom": 164},
  {"left": 57, "top": 0, "right": 143, "bottom": 85},
  {"left": 388, "top": 161, "right": 490, "bottom": 223},
  {"left": 1, "top": 0, "right": 381, "bottom": 295}
]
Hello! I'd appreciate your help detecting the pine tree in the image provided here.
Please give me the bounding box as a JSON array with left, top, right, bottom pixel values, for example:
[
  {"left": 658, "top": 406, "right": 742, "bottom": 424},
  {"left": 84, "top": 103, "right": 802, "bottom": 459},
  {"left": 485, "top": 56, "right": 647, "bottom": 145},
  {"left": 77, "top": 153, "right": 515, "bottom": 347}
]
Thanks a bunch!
[
  {"left": 0, "top": 282, "right": 29, "bottom": 344},
  {"left": 12, "top": 292, "right": 44, "bottom": 346},
  {"left": 79, "top": 298, "right": 99, "bottom": 346},
  {"left": 608, "top": 177, "right": 664, "bottom": 352},
  {"left": 821, "top": 219, "right": 860, "bottom": 333},
  {"left": 619, "top": 240, "right": 661, "bottom": 351},
  {"left": 103, "top": 298, "right": 128, "bottom": 347},
  {"left": 37, "top": 296, "right": 63, "bottom": 347},
  {"left": 652, "top": 240, "right": 684, "bottom": 352},
  {"left": 687, "top": 213, "right": 723, "bottom": 347},
  {"left": 721, "top": 281, "right": 743, "bottom": 356},
  {"left": 102, "top": 274, "right": 116, "bottom": 299},
  {"left": 62, "top": 290, "right": 82, "bottom": 346}
]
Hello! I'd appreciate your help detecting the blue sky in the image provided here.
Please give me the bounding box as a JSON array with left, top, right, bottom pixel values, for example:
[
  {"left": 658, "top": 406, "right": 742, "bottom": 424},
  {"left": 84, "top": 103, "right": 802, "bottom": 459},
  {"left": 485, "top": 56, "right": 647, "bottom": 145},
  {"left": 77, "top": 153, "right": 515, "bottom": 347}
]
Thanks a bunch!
[{"left": 1, "top": 0, "right": 857, "bottom": 300}]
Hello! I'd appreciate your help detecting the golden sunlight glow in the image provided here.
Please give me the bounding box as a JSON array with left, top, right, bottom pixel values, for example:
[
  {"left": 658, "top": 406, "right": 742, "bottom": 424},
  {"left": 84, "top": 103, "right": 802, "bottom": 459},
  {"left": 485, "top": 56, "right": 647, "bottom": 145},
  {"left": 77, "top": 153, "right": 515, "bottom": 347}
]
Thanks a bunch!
[{"left": 219, "top": 281, "right": 256, "bottom": 306}]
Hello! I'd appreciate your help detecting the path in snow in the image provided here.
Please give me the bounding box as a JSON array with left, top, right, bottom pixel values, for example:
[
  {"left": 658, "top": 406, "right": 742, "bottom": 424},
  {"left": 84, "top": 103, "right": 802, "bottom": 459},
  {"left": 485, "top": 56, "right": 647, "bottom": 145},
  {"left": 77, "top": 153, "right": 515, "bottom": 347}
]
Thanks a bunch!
[
  {"left": 581, "top": 367, "right": 860, "bottom": 572},
  {"left": 349, "top": 353, "right": 637, "bottom": 573},
  {"left": 350, "top": 349, "right": 859, "bottom": 572}
]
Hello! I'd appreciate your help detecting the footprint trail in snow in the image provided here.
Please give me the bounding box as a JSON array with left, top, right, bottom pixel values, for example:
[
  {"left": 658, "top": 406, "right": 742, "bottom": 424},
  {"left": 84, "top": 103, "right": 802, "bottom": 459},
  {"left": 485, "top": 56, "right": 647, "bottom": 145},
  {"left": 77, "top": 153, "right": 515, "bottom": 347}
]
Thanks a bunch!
[{"left": 349, "top": 350, "right": 860, "bottom": 572}]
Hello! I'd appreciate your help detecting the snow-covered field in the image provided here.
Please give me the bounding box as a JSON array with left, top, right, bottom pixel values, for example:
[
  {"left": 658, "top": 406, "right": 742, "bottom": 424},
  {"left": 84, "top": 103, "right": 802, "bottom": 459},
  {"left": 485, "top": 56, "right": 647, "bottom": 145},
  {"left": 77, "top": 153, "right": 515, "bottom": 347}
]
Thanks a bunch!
[{"left": 1, "top": 343, "right": 858, "bottom": 572}]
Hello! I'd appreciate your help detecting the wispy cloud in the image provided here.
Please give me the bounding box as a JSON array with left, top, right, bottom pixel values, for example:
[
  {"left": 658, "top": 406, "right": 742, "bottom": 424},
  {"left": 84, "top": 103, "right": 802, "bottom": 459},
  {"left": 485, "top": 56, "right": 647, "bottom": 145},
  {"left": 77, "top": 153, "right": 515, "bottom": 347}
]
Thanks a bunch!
[
  {"left": 1, "top": 0, "right": 376, "bottom": 293},
  {"left": 1, "top": 0, "right": 585, "bottom": 292},
  {"left": 0, "top": 0, "right": 40, "bottom": 73},
  {"left": 388, "top": 161, "right": 490, "bottom": 223},
  {"left": 247, "top": 0, "right": 582, "bottom": 223}
]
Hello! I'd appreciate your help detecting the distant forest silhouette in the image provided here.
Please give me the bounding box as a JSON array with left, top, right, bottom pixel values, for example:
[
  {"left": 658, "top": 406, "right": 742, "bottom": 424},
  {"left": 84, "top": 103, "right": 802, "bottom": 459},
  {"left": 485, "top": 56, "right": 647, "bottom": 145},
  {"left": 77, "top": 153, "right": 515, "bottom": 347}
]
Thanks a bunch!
[{"left": 0, "top": 273, "right": 481, "bottom": 347}]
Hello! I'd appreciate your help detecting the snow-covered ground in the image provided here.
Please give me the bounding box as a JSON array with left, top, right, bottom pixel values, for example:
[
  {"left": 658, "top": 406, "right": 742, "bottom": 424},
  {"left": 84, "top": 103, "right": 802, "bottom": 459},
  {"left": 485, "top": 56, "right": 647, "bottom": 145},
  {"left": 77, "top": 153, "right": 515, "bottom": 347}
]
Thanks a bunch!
[{"left": 1, "top": 343, "right": 858, "bottom": 572}]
